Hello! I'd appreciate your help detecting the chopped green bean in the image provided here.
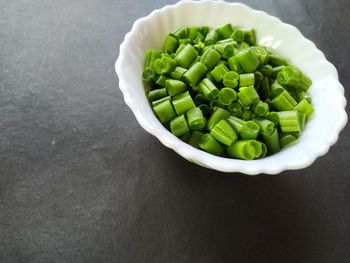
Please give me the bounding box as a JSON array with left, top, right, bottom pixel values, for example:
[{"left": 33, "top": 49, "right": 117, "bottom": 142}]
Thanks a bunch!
[
  {"left": 293, "top": 99, "right": 314, "bottom": 118},
  {"left": 237, "top": 86, "right": 259, "bottom": 107},
  {"left": 223, "top": 71, "right": 239, "bottom": 88},
  {"left": 170, "top": 114, "right": 190, "bottom": 137},
  {"left": 218, "top": 88, "right": 237, "bottom": 106},
  {"left": 206, "top": 107, "right": 230, "bottom": 130},
  {"left": 199, "top": 134, "right": 225, "bottom": 156},
  {"left": 153, "top": 99, "right": 176, "bottom": 123},
  {"left": 172, "top": 91, "right": 196, "bottom": 115},
  {"left": 186, "top": 107, "right": 206, "bottom": 131},
  {"left": 199, "top": 78, "right": 219, "bottom": 101},
  {"left": 183, "top": 62, "right": 208, "bottom": 87},
  {"left": 210, "top": 119, "right": 238, "bottom": 146},
  {"left": 163, "top": 35, "right": 179, "bottom": 54},
  {"left": 278, "top": 111, "right": 301, "bottom": 132},
  {"left": 165, "top": 79, "right": 188, "bottom": 96},
  {"left": 210, "top": 64, "right": 229, "bottom": 82},
  {"left": 175, "top": 44, "right": 198, "bottom": 68},
  {"left": 239, "top": 73, "right": 255, "bottom": 87},
  {"left": 188, "top": 131, "right": 204, "bottom": 148},
  {"left": 200, "top": 48, "right": 221, "bottom": 70}
]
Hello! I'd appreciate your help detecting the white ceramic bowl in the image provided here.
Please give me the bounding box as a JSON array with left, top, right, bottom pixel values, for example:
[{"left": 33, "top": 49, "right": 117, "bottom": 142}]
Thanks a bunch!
[{"left": 115, "top": 0, "right": 347, "bottom": 174}]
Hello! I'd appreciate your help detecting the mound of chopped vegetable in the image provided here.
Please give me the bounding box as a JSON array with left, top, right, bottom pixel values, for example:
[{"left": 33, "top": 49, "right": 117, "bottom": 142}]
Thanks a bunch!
[{"left": 142, "top": 24, "right": 313, "bottom": 160}]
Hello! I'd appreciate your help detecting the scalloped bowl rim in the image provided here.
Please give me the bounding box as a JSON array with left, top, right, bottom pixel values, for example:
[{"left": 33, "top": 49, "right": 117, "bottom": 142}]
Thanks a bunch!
[{"left": 116, "top": 0, "right": 347, "bottom": 175}]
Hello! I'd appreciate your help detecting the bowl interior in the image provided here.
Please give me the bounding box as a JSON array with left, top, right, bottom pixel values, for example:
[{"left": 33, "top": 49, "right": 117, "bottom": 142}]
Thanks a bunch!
[{"left": 117, "top": 1, "right": 346, "bottom": 174}]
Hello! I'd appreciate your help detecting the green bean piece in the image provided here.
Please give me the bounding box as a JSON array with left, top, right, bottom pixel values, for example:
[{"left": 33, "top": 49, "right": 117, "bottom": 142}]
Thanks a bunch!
[
  {"left": 293, "top": 99, "right": 314, "bottom": 118},
  {"left": 239, "top": 73, "right": 255, "bottom": 87},
  {"left": 277, "top": 66, "right": 312, "bottom": 91},
  {"left": 188, "top": 27, "right": 200, "bottom": 40},
  {"left": 145, "top": 50, "right": 161, "bottom": 68},
  {"left": 241, "top": 28, "right": 256, "bottom": 45},
  {"left": 298, "top": 112, "right": 306, "bottom": 131},
  {"left": 260, "top": 77, "right": 270, "bottom": 100},
  {"left": 199, "top": 134, "right": 225, "bottom": 156},
  {"left": 215, "top": 40, "right": 236, "bottom": 59},
  {"left": 179, "top": 39, "right": 191, "bottom": 45},
  {"left": 210, "top": 63, "right": 229, "bottom": 82},
  {"left": 210, "top": 99, "right": 224, "bottom": 109},
  {"left": 240, "top": 121, "right": 260, "bottom": 140},
  {"left": 254, "top": 71, "right": 264, "bottom": 90},
  {"left": 236, "top": 48, "right": 260, "bottom": 73},
  {"left": 198, "top": 104, "right": 212, "bottom": 117},
  {"left": 199, "top": 78, "right": 219, "bottom": 101},
  {"left": 151, "top": 96, "right": 171, "bottom": 107},
  {"left": 192, "top": 32, "right": 205, "bottom": 45},
  {"left": 194, "top": 93, "right": 206, "bottom": 106},
  {"left": 237, "top": 86, "right": 260, "bottom": 107},
  {"left": 259, "top": 142, "right": 268, "bottom": 158},
  {"left": 251, "top": 100, "right": 269, "bottom": 117},
  {"left": 204, "top": 29, "right": 219, "bottom": 45},
  {"left": 268, "top": 54, "right": 289, "bottom": 66},
  {"left": 172, "top": 91, "right": 196, "bottom": 115},
  {"left": 152, "top": 56, "right": 177, "bottom": 75},
  {"left": 180, "top": 131, "right": 192, "bottom": 142},
  {"left": 148, "top": 87, "right": 168, "bottom": 102},
  {"left": 218, "top": 88, "right": 237, "bottom": 106},
  {"left": 227, "top": 56, "right": 243, "bottom": 73},
  {"left": 142, "top": 67, "right": 157, "bottom": 83},
  {"left": 241, "top": 109, "right": 253, "bottom": 121},
  {"left": 227, "top": 140, "right": 259, "bottom": 160},
  {"left": 163, "top": 35, "right": 179, "bottom": 54},
  {"left": 200, "top": 26, "right": 209, "bottom": 36},
  {"left": 278, "top": 111, "right": 301, "bottom": 132},
  {"left": 250, "top": 46, "right": 269, "bottom": 65},
  {"left": 216, "top": 23, "right": 233, "bottom": 39},
  {"left": 226, "top": 115, "right": 244, "bottom": 134},
  {"left": 186, "top": 107, "right": 206, "bottom": 131},
  {"left": 155, "top": 75, "right": 169, "bottom": 87},
  {"left": 210, "top": 119, "right": 238, "bottom": 146},
  {"left": 271, "top": 65, "right": 285, "bottom": 78},
  {"left": 294, "top": 90, "right": 312, "bottom": 103},
  {"left": 230, "top": 29, "right": 244, "bottom": 42},
  {"left": 265, "top": 111, "right": 280, "bottom": 125},
  {"left": 165, "top": 79, "right": 187, "bottom": 96},
  {"left": 193, "top": 41, "right": 205, "bottom": 52},
  {"left": 206, "top": 107, "right": 230, "bottom": 130},
  {"left": 239, "top": 41, "right": 250, "bottom": 50},
  {"left": 270, "top": 81, "right": 285, "bottom": 98},
  {"left": 171, "top": 66, "right": 187, "bottom": 80},
  {"left": 175, "top": 44, "right": 186, "bottom": 55},
  {"left": 153, "top": 99, "right": 176, "bottom": 123},
  {"left": 254, "top": 118, "right": 275, "bottom": 136},
  {"left": 200, "top": 48, "right": 221, "bottom": 70},
  {"left": 271, "top": 90, "right": 297, "bottom": 111},
  {"left": 205, "top": 71, "right": 215, "bottom": 83},
  {"left": 182, "top": 62, "right": 208, "bottom": 87},
  {"left": 170, "top": 114, "right": 190, "bottom": 137},
  {"left": 260, "top": 64, "right": 273, "bottom": 76},
  {"left": 262, "top": 128, "right": 280, "bottom": 154},
  {"left": 223, "top": 71, "right": 239, "bottom": 88},
  {"left": 175, "top": 44, "right": 198, "bottom": 68},
  {"left": 226, "top": 103, "right": 242, "bottom": 117},
  {"left": 280, "top": 133, "right": 298, "bottom": 148},
  {"left": 171, "top": 27, "right": 188, "bottom": 39},
  {"left": 188, "top": 131, "right": 204, "bottom": 148}
]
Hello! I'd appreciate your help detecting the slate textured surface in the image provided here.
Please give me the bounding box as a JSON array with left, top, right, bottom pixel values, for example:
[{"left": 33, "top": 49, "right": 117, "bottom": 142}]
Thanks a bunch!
[{"left": 0, "top": 0, "right": 349, "bottom": 262}]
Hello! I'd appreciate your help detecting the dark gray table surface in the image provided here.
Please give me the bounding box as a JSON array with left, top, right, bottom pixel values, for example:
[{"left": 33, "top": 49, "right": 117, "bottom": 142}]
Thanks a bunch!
[{"left": 1, "top": 0, "right": 349, "bottom": 262}]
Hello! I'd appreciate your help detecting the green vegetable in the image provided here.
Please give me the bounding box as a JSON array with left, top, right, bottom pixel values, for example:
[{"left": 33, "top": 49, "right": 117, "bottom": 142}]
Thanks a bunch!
[{"left": 143, "top": 24, "right": 313, "bottom": 160}]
